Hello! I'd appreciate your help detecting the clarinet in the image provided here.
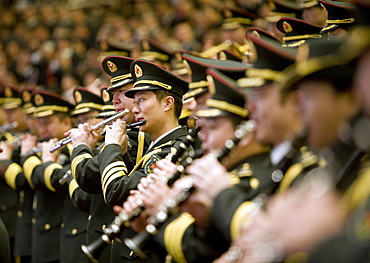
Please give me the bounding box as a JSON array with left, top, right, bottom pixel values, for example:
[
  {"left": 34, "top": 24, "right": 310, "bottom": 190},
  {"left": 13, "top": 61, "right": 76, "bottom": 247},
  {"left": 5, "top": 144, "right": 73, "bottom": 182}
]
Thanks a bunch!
[
  {"left": 81, "top": 126, "right": 201, "bottom": 262},
  {"left": 123, "top": 120, "right": 256, "bottom": 258},
  {"left": 50, "top": 109, "right": 129, "bottom": 152}
]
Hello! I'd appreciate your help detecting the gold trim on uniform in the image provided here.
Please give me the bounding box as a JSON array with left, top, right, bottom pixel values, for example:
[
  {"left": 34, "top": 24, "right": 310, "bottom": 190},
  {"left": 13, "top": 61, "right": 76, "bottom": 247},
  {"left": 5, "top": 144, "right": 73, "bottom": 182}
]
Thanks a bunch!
[
  {"left": 5, "top": 163, "right": 22, "bottom": 190},
  {"left": 230, "top": 201, "right": 255, "bottom": 241},
  {"left": 206, "top": 99, "right": 249, "bottom": 118},
  {"left": 183, "top": 88, "right": 207, "bottom": 100},
  {"left": 341, "top": 166, "right": 370, "bottom": 211},
  {"left": 136, "top": 131, "right": 145, "bottom": 163},
  {"left": 326, "top": 18, "right": 355, "bottom": 24},
  {"left": 69, "top": 178, "right": 79, "bottom": 199},
  {"left": 188, "top": 80, "right": 208, "bottom": 89},
  {"left": 164, "top": 212, "right": 195, "bottom": 263},
  {"left": 111, "top": 73, "right": 132, "bottom": 84},
  {"left": 74, "top": 102, "right": 104, "bottom": 111},
  {"left": 71, "top": 153, "right": 93, "bottom": 180},
  {"left": 247, "top": 68, "right": 279, "bottom": 81},
  {"left": 283, "top": 34, "right": 322, "bottom": 42},
  {"left": 44, "top": 163, "right": 63, "bottom": 192},
  {"left": 141, "top": 51, "right": 170, "bottom": 62},
  {"left": 23, "top": 156, "right": 42, "bottom": 189},
  {"left": 133, "top": 80, "right": 172, "bottom": 90},
  {"left": 102, "top": 166, "right": 128, "bottom": 189}
]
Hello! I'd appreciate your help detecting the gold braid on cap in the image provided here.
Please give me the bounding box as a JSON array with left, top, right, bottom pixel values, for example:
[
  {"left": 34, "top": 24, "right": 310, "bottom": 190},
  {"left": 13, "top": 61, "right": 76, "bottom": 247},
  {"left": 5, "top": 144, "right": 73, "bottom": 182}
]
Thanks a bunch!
[
  {"left": 326, "top": 18, "right": 355, "bottom": 24},
  {"left": 189, "top": 80, "right": 208, "bottom": 89},
  {"left": 206, "top": 99, "right": 249, "bottom": 118},
  {"left": 133, "top": 80, "right": 172, "bottom": 90}
]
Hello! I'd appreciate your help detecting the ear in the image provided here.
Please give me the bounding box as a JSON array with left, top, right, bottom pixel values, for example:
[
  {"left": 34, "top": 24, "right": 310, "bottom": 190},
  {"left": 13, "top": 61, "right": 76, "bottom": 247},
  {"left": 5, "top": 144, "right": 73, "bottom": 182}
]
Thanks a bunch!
[
  {"left": 163, "top": 96, "right": 175, "bottom": 112},
  {"left": 238, "top": 130, "right": 255, "bottom": 148},
  {"left": 63, "top": 117, "right": 73, "bottom": 128}
]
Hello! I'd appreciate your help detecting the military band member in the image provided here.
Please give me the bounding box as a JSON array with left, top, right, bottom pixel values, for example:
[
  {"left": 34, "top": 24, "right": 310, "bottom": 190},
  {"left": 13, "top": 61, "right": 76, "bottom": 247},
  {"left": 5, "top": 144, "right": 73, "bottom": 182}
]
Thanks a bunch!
[
  {"left": 123, "top": 68, "right": 274, "bottom": 262},
  {"left": 0, "top": 87, "right": 40, "bottom": 263},
  {"left": 319, "top": 0, "right": 358, "bottom": 40},
  {"left": 67, "top": 56, "right": 151, "bottom": 262},
  {"left": 20, "top": 90, "right": 90, "bottom": 263},
  {"left": 184, "top": 30, "right": 319, "bottom": 249},
  {"left": 276, "top": 17, "right": 323, "bottom": 48},
  {"left": 0, "top": 85, "right": 28, "bottom": 262}
]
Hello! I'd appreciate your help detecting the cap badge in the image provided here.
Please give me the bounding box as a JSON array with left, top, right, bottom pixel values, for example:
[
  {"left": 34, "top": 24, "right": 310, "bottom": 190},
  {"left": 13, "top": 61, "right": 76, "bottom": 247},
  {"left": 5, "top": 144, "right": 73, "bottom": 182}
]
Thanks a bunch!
[
  {"left": 107, "top": 61, "right": 117, "bottom": 73},
  {"left": 183, "top": 60, "right": 192, "bottom": 75},
  {"left": 74, "top": 91, "right": 82, "bottom": 103},
  {"left": 142, "top": 40, "right": 150, "bottom": 51},
  {"left": 22, "top": 91, "right": 31, "bottom": 102},
  {"left": 102, "top": 89, "right": 110, "bottom": 103},
  {"left": 224, "top": 9, "right": 232, "bottom": 18},
  {"left": 34, "top": 94, "right": 44, "bottom": 106},
  {"left": 283, "top": 21, "right": 293, "bottom": 33},
  {"left": 206, "top": 75, "right": 216, "bottom": 94},
  {"left": 134, "top": 64, "right": 143, "bottom": 78},
  {"left": 4, "top": 86, "right": 12, "bottom": 98},
  {"left": 219, "top": 51, "right": 227, "bottom": 60}
]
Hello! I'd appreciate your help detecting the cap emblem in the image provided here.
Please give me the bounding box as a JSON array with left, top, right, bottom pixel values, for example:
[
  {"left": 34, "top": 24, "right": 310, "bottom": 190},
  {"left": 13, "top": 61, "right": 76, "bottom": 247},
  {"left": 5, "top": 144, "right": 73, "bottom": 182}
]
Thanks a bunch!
[
  {"left": 102, "top": 89, "right": 110, "bottom": 103},
  {"left": 34, "top": 94, "right": 44, "bottom": 106},
  {"left": 183, "top": 60, "right": 192, "bottom": 75},
  {"left": 142, "top": 40, "right": 150, "bottom": 51},
  {"left": 107, "top": 61, "right": 117, "bottom": 73},
  {"left": 206, "top": 75, "right": 216, "bottom": 94},
  {"left": 74, "top": 91, "right": 82, "bottom": 103},
  {"left": 4, "top": 86, "right": 12, "bottom": 98},
  {"left": 283, "top": 21, "right": 293, "bottom": 33},
  {"left": 22, "top": 91, "right": 31, "bottom": 102},
  {"left": 134, "top": 64, "right": 143, "bottom": 78}
]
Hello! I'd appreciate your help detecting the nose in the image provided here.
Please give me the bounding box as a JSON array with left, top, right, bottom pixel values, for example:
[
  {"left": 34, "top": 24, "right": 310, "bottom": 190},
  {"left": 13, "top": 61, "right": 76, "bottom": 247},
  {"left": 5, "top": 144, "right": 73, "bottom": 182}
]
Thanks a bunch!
[{"left": 112, "top": 92, "right": 120, "bottom": 105}]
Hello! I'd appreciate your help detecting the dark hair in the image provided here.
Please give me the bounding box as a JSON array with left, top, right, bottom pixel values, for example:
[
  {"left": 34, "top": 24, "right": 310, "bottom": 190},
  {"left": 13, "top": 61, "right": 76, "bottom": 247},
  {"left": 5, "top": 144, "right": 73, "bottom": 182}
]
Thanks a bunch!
[{"left": 153, "top": 90, "right": 183, "bottom": 119}]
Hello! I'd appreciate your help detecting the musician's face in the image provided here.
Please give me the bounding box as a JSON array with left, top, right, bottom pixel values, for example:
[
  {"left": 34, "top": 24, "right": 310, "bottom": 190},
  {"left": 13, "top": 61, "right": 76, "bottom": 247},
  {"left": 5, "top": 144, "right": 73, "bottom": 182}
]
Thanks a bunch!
[
  {"left": 4, "top": 107, "right": 27, "bottom": 132},
  {"left": 36, "top": 115, "right": 72, "bottom": 140},
  {"left": 132, "top": 91, "right": 173, "bottom": 140},
  {"left": 296, "top": 79, "right": 359, "bottom": 150},
  {"left": 111, "top": 84, "right": 136, "bottom": 124},
  {"left": 199, "top": 117, "right": 235, "bottom": 155},
  {"left": 75, "top": 110, "right": 100, "bottom": 126},
  {"left": 248, "top": 84, "right": 301, "bottom": 145}
]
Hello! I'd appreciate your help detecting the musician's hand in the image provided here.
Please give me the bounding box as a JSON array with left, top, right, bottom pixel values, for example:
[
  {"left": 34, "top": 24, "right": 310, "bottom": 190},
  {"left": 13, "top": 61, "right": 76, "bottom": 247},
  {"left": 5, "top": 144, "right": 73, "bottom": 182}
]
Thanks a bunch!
[
  {"left": 20, "top": 133, "right": 37, "bottom": 156},
  {"left": 104, "top": 119, "right": 129, "bottom": 154},
  {"left": 42, "top": 138, "right": 61, "bottom": 163},
  {"left": 186, "top": 154, "right": 231, "bottom": 200},
  {"left": 66, "top": 123, "right": 98, "bottom": 150},
  {"left": 139, "top": 178, "right": 173, "bottom": 215},
  {"left": 0, "top": 141, "right": 13, "bottom": 160},
  {"left": 151, "top": 159, "right": 178, "bottom": 181},
  {"left": 177, "top": 180, "right": 212, "bottom": 229},
  {"left": 121, "top": 194, "right": 149, "bottom": 233}
]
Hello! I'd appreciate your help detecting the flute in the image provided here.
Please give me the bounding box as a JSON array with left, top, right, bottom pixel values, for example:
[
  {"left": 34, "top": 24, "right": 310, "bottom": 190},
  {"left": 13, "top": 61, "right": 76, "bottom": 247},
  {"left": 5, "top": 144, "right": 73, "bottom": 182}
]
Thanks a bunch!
[
  {"left": 50, "top": 109, "right": 129, "bottom": 152},
  {"left": 100, "top": 120, "right": 147, "bottom": 136},
  {"left": 0, "top": 121, "right": 18, "bottom": 133}
]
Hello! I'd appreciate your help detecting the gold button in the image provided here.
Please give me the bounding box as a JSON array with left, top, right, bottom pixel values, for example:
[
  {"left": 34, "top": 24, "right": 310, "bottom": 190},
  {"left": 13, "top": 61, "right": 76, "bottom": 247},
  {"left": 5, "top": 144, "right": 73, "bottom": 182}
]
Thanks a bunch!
[
  {"left": 61, "top": 223, "right": 65, "bottom": 228},
  {"left": 1, "top": 205, "right": 7, "bottom": 211},
  {"left": 130, "top": 251, "right": 134, "bottom": 257},
  {"left": 102, "top": 224, "right": 106, "bottom": 230},
  {"left": 88, "top": 215, "right": 91, "bottom": 220},
  {"left": 71, "top": 228, "right": 78, "bottom": 235},
  {"left": 31, "top": 218, "right": 36, "bottom": 224},
  {"left": 44, "top": 224, "right": 50, "bottom": 230},
  {"left": 17, "top": 211, "right": 23, "bottom": 217}
]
